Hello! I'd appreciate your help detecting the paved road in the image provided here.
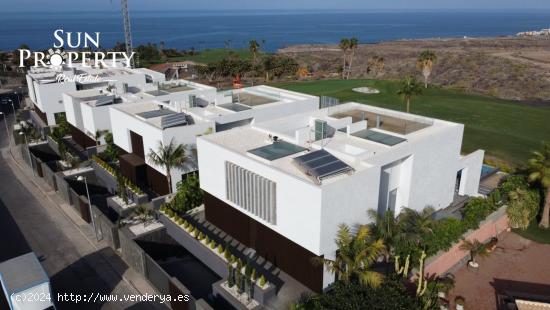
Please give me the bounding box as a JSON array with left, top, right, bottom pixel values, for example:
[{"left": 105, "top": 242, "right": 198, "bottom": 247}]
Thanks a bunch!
[{"left": 0, "top": 112, "right": 164, "bottom": 309}]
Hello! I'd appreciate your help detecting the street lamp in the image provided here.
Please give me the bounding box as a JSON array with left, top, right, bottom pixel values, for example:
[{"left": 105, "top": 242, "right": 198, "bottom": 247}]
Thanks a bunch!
[
  {"left": 19, "top": 131, "right": 35, "bottom": 176},
  {"left": 7, "top": 98, "right": 16, "bottom": 117},
  {"left": 77, "top": 175, "right": 97, "bottom": 236},
  {"left": 0, "top": 111, "right": 11, "bottom": 146}
]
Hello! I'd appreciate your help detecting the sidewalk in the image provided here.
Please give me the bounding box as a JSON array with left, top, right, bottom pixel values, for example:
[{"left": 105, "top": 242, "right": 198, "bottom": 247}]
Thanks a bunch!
[{"left": 3, "top": 144, "right": 169, "bottom": 310}]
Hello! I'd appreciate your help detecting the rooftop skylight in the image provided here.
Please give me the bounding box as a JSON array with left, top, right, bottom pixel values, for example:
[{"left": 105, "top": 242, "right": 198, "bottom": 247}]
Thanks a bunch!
[{"left": 248, "top": 140, "right": 307, "bottom": 161}]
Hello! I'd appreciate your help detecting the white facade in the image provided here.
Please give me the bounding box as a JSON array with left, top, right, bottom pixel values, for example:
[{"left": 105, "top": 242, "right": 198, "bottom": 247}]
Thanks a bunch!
[
  {"left": 197, "top": 102, "right": 484, "bottom": 289},
  {"left": 27, "top": 64, "right": 164, "bottom": 126},
  {"left": 110, "top": 85, "right": 319, "bottom": 193}
]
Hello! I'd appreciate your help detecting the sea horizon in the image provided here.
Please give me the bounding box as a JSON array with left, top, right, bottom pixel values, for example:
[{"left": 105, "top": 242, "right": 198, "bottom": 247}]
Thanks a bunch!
[{"left": 1, "top": 9, "right": 549, "bottom": 51}]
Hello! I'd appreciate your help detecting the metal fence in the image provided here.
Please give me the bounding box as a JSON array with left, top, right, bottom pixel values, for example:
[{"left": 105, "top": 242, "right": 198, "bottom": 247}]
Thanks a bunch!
[{"left": 91, "top": 204, "right": 120, "bottom": 249}]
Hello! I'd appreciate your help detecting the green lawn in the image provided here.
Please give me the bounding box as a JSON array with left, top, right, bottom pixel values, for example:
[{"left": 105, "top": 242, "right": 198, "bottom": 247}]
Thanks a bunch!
[
  {"left": 273, "top": 79, "right": 550, "bottom": 166},
  {"left": 513, "top": 221, "right": 550, "bottom": 244},
  {"left": 166, "top": 48, "right": 254, "bottom": 64}
]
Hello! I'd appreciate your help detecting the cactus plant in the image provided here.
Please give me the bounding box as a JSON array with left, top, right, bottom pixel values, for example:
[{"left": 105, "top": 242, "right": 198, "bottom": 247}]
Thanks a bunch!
[
  {"left": 394, "top": 254, "right": 410, "bottom": 277},
  {"left": 416, "top": 250, "right": 428, "bottom": 296},
  {"left": 227, "top": 263, "right": 235, "bottom": 288}
]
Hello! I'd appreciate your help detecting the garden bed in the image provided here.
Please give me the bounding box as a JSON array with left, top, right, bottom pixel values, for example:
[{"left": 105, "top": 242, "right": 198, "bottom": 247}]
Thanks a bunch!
[{"left": 159, "top": 211, "right": 276, "bottom": 305}]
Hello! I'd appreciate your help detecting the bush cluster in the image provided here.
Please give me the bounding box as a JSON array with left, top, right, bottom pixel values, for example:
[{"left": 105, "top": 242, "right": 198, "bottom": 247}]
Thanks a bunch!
[
  {"left": 423, "top": 174, "right": 540, "bottom": 256},
  {"left": 164, "top": 174, "right": 203, "bottom": 214}
]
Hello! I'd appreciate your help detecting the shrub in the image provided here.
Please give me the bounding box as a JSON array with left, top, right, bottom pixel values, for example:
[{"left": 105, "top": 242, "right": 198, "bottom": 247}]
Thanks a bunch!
[
  {"left": 302, "top": 277, "right": 423, "bottom": 310},
  {"left": 251, "top": 269, "right": 257, "bottom": 281},
  {"left": 205, "top": 235, "right": 211, "bottom": 244},
  {"left": 500, "top": 175, "right": 529, "bottom": 199},
  {"left": 193, "top": 229, "right": 200, "bottom": 239},
  {"left": 507, "top": 188, "right": 541, "bottom": 229},
  {"left": 462, "top": 197, "right": 494, "bottom": 229},
  {"left": 424, "top": 218, "right": 467, "bottom": 255},
  {"left": 170, "top": 174, "right": 203, "bottom": 213},
  {"left": 489, "top": 189, "right": 502, "bottom": 206},
  {"left": 183, "top": 221, "right": 189, "bottom": 229},
  {"left": 210, "top": 240, "right": 216, "bottom": 249},
  {"left": 166, "top": 209, "right": 174, "bottom": 218},
  {"left": 218, "top": 244, "right": 224, "bottom": 254},
  {"left": 177, "top": 217, "right": 184, "bottom": 225},
  {"left": 259, "top": 275, "right": 266, "bottom": 288}
]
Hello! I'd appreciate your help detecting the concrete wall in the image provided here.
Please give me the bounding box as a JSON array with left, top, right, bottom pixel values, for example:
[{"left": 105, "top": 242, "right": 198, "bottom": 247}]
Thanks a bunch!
[{"left": 424, "top": 206, "right": 509, "bottom": 276}]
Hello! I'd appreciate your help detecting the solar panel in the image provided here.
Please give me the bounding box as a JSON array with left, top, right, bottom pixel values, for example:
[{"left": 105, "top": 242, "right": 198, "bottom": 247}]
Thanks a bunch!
[
  {"left": 351, "top": 129, "right": 406, "bottom": 146},
  {"left": 137, "top": 109, "right": 174, "bottom": 119},
  {"left": 293, "top": 149, "right": 354, "bottom": 183},
  {"left": 160, "top": 113, "right": 188, "bottom": 129}
]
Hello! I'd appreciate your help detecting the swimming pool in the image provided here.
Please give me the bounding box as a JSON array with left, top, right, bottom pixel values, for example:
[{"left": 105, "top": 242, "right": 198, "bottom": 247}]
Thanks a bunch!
[{"left": 481, "top": 164, "right": 498, "bottom": 180}]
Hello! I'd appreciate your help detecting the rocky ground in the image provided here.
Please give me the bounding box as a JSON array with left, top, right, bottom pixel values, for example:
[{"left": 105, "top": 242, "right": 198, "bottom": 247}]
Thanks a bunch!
[{"left": 279, "top": 37, "right": 550, "bottom": 103}]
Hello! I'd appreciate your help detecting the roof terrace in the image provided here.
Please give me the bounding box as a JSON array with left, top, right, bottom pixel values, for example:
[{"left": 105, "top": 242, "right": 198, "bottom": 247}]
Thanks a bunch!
[{"left": 330, "top": 108, "right": 432, "bottom": 135}]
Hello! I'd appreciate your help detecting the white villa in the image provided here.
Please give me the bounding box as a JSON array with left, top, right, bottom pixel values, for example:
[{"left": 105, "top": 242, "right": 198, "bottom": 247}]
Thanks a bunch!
[
  {"left": 109, "top": 85, "right": 319, "bottom": 194},
  {"left": 197, "top": 102, "right": 484, "bottom": 292},
  {"left": 26, "top": 63, "right": 165, "bottom": 127}
]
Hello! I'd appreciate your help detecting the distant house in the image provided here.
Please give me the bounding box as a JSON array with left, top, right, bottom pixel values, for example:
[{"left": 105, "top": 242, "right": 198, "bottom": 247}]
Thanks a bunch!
[{"left": 149, "top": 61, "right": 204, "bottom": 80}]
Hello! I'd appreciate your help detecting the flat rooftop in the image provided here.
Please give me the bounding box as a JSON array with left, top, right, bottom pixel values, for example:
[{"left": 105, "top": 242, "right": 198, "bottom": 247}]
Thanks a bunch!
[
  {"left": 115, "top": 101, "right": 194, "bottom": 129},
  {"left": 201, "top": 102, "right": 458, "bottom": 185}
]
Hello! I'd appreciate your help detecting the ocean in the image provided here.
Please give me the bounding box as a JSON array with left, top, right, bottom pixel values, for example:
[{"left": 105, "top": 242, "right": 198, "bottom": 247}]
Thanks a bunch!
[{"left": 1, "top": 10, "right": 549, "bottom": 51}]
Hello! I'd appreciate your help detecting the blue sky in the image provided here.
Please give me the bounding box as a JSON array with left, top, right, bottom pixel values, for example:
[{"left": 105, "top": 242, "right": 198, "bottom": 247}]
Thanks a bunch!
[{"left": 5, "top": 0, "right": 550, "bottom": 11}]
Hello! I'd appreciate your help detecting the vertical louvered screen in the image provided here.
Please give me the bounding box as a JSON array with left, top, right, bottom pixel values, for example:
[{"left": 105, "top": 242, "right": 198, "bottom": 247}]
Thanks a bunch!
[{"left": 225, "top": 161, "right": 276, "bottom": 224}]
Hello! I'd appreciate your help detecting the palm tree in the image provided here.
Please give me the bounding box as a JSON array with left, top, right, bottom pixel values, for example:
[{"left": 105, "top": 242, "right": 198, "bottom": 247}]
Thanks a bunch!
[
  {"left": 339, "top": 38, "right": 350, "bottom": 79},
  {"left": 459, "top": 239, "right": 489, "bottom": 268},
  {"left": 398, "top": 207, "right": 435, "bottom": 248},
  {"left": 368, "top": 56, "right": 385, "bottom": 76},
  {"left": 148, "top": 138, "right": 188, "bottom": 194},
  {"left": 345, "top": 37, "right": 359, "bottom": 79},
  {"left": 397, "top": 76, "right": 423, "bottom": 113},
  {"left": 417, "top": 50, "right": 437, "bottom": 88},
  {"left": 527, "top": 142, "right": 550, "bottom": 228},
  {"left": 248, "top": 40, "right": 260, "bottom": 65},
  {"left": 367, "top": 209, "right": 401, "bottom": 265},
  {"left": 248, "top": 40, "right": 261, "bottom": 86},
  {"left": 312, "top": 224, "right": 384, "bottom": 288}
]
